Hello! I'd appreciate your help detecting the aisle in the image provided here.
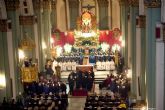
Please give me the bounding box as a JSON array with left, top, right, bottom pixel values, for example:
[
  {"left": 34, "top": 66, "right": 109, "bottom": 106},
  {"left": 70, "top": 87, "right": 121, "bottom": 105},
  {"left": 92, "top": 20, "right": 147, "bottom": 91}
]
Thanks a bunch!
[{"left": 67, "top": 97, "right": 86, "bottom": 110}]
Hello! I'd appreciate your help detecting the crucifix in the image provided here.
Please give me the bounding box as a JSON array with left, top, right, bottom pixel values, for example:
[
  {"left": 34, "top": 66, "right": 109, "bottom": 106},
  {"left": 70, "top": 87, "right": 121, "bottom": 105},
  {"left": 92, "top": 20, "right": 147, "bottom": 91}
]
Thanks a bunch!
[{"left": 82, "top": 4, "right": 95, "bottom": 11}]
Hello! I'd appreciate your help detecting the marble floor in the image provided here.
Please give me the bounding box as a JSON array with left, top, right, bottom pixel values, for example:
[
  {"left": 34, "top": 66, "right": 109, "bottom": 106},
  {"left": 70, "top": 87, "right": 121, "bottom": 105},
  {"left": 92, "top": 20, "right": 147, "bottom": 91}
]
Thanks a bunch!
[
  {"left": 66, "top": 85, "right": 112, "bottom": 110},
  {"left": 67, "top": 97, "right": 86, "bottom": 110}
]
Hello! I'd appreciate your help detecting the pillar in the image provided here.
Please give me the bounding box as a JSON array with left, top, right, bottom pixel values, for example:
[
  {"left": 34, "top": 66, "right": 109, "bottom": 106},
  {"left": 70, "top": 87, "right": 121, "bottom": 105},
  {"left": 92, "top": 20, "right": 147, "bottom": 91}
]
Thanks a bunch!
[
  {"left": 144, "top": 1, "right": 161, "bottom": 108},
  {"left": 137, "top": 15, "right": 146, "bottom": 101},
  {"left": 5, "top": 0, "right": 23, "bottom": 96},
  {"left": 33, "top": 0, "right": 45, "bottom": 71},
  {"left": 43, "top": 0, "right": 51, "bottom": 59},
  {"left": 0, "top": 19, "right": 12, "bottom": 101},
  {"left": 119, "top": 0, "right": 129, "bottom": 67},
  {"left": 129, "top": 1, "right": 139, "bottom": 98},
  {"left": 97, "top": 0, "right": 109, "bottom": 30},
  {"left": 51, "top": 0, "right": 57, "bottom": 28}
]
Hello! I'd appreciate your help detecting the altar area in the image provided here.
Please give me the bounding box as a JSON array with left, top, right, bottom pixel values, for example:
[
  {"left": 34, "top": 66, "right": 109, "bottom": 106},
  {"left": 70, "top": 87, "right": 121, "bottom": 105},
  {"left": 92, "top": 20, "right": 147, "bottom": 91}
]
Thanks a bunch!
[{"left": 50, "top": 10, "right": 122, "bottom": 74}]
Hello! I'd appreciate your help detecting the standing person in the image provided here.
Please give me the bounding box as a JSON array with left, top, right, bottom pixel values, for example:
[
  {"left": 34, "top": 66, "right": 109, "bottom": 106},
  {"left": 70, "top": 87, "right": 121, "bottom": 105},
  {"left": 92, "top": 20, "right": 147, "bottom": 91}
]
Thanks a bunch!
[
  {"left": 68, "top": 72, "right": 74, "bottom": 95},
  {"left": 55, "top": 63, "right": 61, "bottom": 79}
]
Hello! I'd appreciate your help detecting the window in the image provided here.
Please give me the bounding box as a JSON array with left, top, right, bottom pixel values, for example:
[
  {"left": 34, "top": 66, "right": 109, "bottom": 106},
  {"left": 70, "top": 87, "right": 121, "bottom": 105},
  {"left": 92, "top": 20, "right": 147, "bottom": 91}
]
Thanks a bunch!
[
  {"left": 23, "top": 0, "right": 27, "bottom": 6},
  {"left": 24, "top": 8, "right": 28, "bottom": 14}
]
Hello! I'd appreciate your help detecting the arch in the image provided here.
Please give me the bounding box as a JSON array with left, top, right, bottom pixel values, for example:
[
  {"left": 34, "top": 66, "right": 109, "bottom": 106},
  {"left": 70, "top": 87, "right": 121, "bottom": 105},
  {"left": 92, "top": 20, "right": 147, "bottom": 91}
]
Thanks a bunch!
[{"left": 0, "top": 0, "right": 7, "bottom": 19}]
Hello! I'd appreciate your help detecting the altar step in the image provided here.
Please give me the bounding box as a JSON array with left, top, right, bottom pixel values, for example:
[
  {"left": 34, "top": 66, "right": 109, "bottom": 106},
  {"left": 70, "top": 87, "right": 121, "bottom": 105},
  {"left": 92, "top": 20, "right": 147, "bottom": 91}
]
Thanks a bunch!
[{"left": 60, "top": 71, "right": 111, "bottom": 84}]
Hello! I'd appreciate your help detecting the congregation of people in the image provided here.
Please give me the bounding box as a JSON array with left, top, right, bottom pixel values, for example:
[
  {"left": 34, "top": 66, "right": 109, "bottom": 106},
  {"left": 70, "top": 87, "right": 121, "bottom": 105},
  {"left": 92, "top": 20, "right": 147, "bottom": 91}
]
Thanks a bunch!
[
  {"left": 84, "top": 92, "right": 127, "bottom": 110},
  {"left": 99, "top": 73, "right": 130, "bottom": 99},
  {"left": 68, "top": 70, "right": 95, "bottom": 95}
]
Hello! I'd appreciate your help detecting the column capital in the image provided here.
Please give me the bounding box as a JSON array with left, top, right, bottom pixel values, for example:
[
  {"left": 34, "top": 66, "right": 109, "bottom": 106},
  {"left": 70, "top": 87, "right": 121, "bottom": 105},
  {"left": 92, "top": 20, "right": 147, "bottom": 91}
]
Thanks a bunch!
[
  {"left": 5, "top": 0, "right": 19, "bottom": 11},
  {"left": 144, "top": 0, "right": 161, "bottom": 8},
  {"left": 137, "top": 15, "right": 146, "bottom": 28},
  {"left": 0, "top": 19, "right": 8, "bottom": 32},
  {"left": 51, "top": 0, "right": 57, "bottom": 9},
  {"left": 128, "top": 0, "right": 139, "bottom": 7},
  {"left": 33, "top": 0, "right": 43, "bottom": 10},
  {"left": 43, "top": 0, "right": 51, "bottom": 10},
  {"left": 19, "top": 16, "right": 36, "bottom": 25}
]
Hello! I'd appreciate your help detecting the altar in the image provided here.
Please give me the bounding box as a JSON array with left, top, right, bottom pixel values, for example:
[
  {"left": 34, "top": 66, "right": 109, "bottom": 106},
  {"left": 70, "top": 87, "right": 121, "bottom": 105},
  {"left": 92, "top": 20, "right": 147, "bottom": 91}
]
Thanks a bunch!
[{"left": 76, "top": 65, "right": 93, "bottom": 72}]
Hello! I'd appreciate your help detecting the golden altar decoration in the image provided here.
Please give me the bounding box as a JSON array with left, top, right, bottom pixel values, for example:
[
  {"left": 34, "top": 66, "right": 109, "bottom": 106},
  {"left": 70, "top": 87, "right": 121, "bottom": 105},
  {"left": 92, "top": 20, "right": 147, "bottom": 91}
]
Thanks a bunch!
[
  {"left": 74, "top": 10, "right": 99, "bottom": 48},
  {"left": 21, "top": 66, "right": 38, "bottom": 83},
  {"left": 19, "top": 33, "right": 35, "bottom": 50}
]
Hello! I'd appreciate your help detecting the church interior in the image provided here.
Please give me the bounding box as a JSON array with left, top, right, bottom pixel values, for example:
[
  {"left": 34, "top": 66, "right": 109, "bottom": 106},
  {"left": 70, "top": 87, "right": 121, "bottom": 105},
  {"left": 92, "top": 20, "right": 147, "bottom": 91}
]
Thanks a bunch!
[{"left": 0, "top": 0, "right": 165, "bottom": 110}]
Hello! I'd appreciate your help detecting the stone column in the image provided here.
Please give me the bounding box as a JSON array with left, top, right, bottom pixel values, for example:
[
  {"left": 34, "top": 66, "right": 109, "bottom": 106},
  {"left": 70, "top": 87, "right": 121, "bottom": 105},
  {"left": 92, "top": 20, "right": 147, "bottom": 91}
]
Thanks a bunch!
[
  {"left": 65, "top": 0, "right": 70, "bottom": 30},
  {"left": 0, "top": 19, "right": 12, "bottom": 101},
  {"left": 108, "top": 0, "right": 112, "bottom": 29},
  {"left": 33, "top": 0, "right": 45, "bottom": 71},
  {"left": 51, "top": 0, "right": 57, "bottom": 28},
  {"left": 97, "top": 0, "right": 109, "bottom": 30},
  {"left": 68, "top": 0, "right": 79, "bottom": 30},
  {"left": 5, "top": 0, "right": 23, "bottom": 96},
  {"left": 128, "top": 0, "right": 139, "bottom": 98},
  {"left": 119, "top": 0, "right": 129, "bottom": 67},
  {"left": 43, "top": 0, "right": 51, "bottom": 60},
  {"left": 144, "top": 0, "right": 161, "bottom": 108},
  {"left": 95, "top": 0, "right": 99, "bottom": 24},
  {"left": 137, "top": 15, "right": 146, "bottom": 101},
  {"left": 161, "top": 1, "right": 165, "bottom": 109}
]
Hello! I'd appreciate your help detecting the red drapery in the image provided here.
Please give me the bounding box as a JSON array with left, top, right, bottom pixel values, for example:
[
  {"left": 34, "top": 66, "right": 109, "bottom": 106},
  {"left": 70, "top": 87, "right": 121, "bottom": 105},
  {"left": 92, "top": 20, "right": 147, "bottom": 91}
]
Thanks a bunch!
[{"left": 52, "top": 30, "right": 121, "bottom": 47}]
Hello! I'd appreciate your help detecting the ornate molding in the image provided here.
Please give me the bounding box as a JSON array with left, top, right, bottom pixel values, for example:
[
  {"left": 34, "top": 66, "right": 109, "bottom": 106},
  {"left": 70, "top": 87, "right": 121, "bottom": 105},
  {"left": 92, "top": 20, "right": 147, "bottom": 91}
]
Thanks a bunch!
[
  {"left": 5, "top": 0, "right": 19, "bottom": 11},
  {"left": 43, "top": 0, "right": 51, "bottom": 10},
  {"left": 144, "top": 0, "right": 161, "bottom": 8},
  {"left": 19, "top": 16, "right": 35, "bottom": 25},
  {"left": 0, "top": 19, "right": 8, "bottom": 32},
  {"left": 33, "top": 0, "right": 43, "bottom": 10},
  {"left": 137, "top": 15, "right": 146, "bottom": 28},
  {"left": 51, "top": 0, "right": 57, "bottom": 9}
]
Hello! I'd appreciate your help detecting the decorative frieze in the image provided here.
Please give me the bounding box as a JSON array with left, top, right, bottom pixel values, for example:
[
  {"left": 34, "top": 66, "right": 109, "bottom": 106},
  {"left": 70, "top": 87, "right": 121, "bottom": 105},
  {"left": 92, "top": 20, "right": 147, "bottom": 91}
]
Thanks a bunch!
[
  {"left": 137, "top": 15, "right": 146, "bottom": 28},
  {"left": 5, "top": 0, "right": 19, "bottom": 11},
  {"left": 19, "top": 16, "right": 35, "bottom": 25},
  {"left": 144, "top": 0, "right": 161, "bottom": 8},
  {"left": 0, "top": 19, "right": 8, "bottom": 32}
]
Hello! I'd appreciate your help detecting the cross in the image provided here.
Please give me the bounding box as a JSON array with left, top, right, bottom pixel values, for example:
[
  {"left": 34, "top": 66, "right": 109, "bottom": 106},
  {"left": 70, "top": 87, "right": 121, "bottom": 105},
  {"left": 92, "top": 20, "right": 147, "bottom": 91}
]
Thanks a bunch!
[{"left": 82, "top": 4, "right": 95, "bottom": 10}]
